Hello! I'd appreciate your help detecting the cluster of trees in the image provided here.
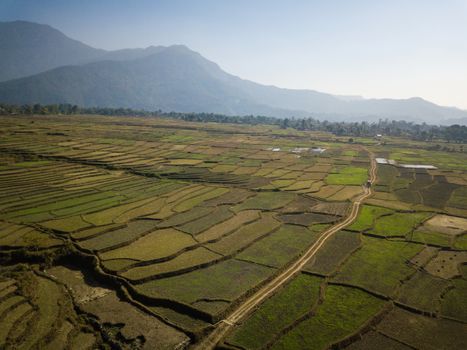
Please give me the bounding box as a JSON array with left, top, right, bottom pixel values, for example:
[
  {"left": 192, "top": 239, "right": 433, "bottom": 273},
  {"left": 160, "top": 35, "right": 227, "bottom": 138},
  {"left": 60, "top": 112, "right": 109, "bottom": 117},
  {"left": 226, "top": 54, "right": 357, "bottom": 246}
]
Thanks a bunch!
[
  {"left": 0, "top": 103, "right": 147, "bottom": 117},
  {"left": 175, "top": 113, "right": 467, "bottom": 143},
  {"left": 1, "top": 103, "right": 466, "bottom": 143}
]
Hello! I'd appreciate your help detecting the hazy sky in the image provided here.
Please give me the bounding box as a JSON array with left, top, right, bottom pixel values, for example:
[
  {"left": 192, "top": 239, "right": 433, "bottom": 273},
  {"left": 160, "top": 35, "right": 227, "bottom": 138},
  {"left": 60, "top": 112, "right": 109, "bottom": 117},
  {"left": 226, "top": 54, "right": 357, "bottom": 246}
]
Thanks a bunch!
[{"left": 1, "top": 0, "right": 466, "bottom": 109}]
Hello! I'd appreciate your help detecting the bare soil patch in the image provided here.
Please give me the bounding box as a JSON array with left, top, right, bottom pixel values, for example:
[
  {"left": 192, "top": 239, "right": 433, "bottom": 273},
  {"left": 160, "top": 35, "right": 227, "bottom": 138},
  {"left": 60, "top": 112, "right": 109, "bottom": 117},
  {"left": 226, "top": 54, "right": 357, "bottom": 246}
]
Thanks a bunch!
[
  {"left": 424, "top": 251, "right": 467, "bottom": 279},
  {"left": 421, "top": 214, "right": 467, "bottom": 236}
]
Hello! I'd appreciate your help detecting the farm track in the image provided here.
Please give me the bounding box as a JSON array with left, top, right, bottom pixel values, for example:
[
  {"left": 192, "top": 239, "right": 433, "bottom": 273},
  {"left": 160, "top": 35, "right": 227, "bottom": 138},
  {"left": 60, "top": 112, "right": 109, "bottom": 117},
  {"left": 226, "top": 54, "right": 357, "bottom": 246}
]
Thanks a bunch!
[{"left": 191, "top": 150, "right": 377, "bottom": 350}]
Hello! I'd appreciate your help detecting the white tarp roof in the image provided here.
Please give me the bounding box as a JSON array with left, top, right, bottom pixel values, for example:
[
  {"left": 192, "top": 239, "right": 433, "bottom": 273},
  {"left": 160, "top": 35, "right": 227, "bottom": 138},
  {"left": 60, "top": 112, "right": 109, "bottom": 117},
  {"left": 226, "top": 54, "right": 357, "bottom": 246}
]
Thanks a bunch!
[{"left": 399, "top": 164, "right": 437, "bottom": 169}]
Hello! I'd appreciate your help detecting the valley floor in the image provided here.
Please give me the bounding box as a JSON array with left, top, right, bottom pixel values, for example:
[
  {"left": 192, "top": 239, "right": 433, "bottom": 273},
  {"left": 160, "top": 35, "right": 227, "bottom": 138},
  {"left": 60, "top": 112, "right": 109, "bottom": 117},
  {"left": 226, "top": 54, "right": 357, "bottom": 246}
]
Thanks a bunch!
[{"left": 0, "top": 115, "right": 466, "bottom": 349}]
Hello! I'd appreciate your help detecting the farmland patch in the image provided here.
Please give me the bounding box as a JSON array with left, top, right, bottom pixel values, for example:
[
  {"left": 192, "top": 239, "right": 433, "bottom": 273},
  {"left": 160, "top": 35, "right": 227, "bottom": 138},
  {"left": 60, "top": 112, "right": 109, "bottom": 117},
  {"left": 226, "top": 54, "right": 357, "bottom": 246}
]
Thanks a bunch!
[
  {"left": 205, "top": 212, "right": 280, "bottom": 256},
  {"left": 99, "top": 228, "right": 196, "bottom": 262},
  {"left": 78, "top": 220, "right": 160, "bottom": 252},
  {"left": 270, "top": 285, "right": 385, "bottom": 350},
  {"left": 377, "top": 307, "right": 467, "bottom": 349},
  {"left": 333, "top": 237, "right": 423, "bottom": 295},
  {"left": 347, "top": 205, "right": 393, "bottom": 232},
  {"left": 424, "top": 251, "right": 467, "bottom": 279},
  {"left": 136, "top": 259, "right": 275, "bottom": 317},
  {"left": 227, "top": 274, "right": 322, "bottom": 350},
  {"left": 121, "top": 247, "right": 223, "bottom": 281},
  {"left": 370, "top": 212, "right": 431, "bottom": 237},
  {"left": 325, "top": 166, "right": 368, "bottom": 186},
  {"left": 278, "top": 212, "right": 338, "bottom": 226},
  {"left": 304, "top": 231, "right": 361, "bottom": 276},
  {"left": 196, "top": 210, "right": 260, "bottom": 242},
  {"left": 397, "top": 271, "right": 450, "bottom": 312},
  {"left": 344, "top": 331, "right": 412, "bottom": 350},
  {"left": 441, "top": 278, "right": 467, "bottom": 322},
  {"left": 237, "top": 225, "right": 318, "bottom": 267},
  {"left": 233, "top": 191, "right": 295, "bottom": 212}
]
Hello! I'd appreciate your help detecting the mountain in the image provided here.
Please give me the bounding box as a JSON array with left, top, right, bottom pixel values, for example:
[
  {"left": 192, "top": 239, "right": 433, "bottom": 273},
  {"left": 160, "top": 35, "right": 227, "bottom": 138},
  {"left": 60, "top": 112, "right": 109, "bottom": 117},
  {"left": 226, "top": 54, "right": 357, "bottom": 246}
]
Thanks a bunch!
[
  {"left": 0, "top": 45, "right": 286, "bottom": 115},
  {"left": 0, "top": 21, "right": 104, "bottom": 81},
  {"left": 0, "top": 21, "right": 169, "bottom": 82},
  {"left": 97, "top": 46, "right": 167, "bottom": 62},
  {"left": 334, "top": 95, "right": 365, "bottom": 101},
  {"left": 0, "top": 21, "right": 466, "bottom": 124}
]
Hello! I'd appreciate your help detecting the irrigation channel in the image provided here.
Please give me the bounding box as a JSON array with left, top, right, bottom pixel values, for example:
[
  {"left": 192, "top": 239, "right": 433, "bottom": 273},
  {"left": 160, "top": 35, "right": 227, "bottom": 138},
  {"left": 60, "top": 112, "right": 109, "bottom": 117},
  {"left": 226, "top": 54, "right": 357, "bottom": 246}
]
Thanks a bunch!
[{"left": 191, "top": 151, "right": 377, "bottom": 349}]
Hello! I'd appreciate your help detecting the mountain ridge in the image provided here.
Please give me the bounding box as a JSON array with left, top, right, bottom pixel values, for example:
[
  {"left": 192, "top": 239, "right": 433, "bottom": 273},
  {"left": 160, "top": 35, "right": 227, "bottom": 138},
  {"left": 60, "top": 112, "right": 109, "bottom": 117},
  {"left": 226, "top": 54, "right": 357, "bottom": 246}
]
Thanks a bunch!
[{"left": 0, "top": 20, "right": 465, "bottom": 125}]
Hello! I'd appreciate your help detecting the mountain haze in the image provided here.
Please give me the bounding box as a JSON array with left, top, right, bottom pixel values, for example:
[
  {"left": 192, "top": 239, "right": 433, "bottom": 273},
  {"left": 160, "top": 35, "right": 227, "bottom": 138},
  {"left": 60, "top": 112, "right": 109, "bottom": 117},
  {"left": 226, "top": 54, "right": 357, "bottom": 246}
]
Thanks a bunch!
[
  {"left": 0, "top": 21, "right": 171, "bottom": 82},
  {"left": 0, "top": 21, "right": 104, "bottom": 81},
  {"left": 0, "top": 21, "right": 466, "bottom": 124}
]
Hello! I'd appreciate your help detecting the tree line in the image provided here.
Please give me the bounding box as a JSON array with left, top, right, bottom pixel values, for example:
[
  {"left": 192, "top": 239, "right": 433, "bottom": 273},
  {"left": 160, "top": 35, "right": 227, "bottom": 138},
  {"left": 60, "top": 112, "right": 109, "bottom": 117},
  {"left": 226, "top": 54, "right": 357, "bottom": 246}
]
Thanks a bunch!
[{"left": 1, "top": 103, "right": 466, "bottom": 143}]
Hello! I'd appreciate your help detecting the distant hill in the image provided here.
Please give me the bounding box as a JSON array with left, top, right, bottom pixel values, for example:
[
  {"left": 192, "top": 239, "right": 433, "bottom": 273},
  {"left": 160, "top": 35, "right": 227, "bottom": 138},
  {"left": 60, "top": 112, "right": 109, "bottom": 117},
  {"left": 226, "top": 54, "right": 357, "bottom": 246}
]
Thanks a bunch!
[
  {"left": 0, "top": 21, "right": 466, "bottom": 124},
  {"left": 0, "top": 21, "right": 104, "bottom": 81},
  {"left": 0, "top": 21, "right": 169, "bottom": 82},
  {"left": 0, "top": 45, "right": 284, "bottom": 115}
]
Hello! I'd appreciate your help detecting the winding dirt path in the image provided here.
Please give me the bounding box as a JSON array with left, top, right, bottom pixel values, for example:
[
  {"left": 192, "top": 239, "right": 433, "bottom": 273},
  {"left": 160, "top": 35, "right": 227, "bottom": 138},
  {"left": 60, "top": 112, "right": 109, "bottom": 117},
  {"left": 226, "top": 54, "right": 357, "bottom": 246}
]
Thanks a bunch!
[{"left": 192, "top": 151, "right": 377, "bottom": 350}]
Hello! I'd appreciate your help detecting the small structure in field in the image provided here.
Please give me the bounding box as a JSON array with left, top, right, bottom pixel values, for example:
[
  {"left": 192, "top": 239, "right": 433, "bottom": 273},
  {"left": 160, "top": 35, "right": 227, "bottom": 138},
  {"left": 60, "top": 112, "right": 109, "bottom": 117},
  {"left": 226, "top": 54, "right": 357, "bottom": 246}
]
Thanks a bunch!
[
  {"left": 375, "top": 158, "right": 396, "bottom": 165},
  {"left": 375, "top": 158, "right": 388, "bottom": 164},
  {"left": 375, "top": 158, "right": 436, "bottom": 169},
  {"left": 311, "top": 147, "right": 326, "bottom": 154},
  {"left": 399, "top": 164, "right": 437, "bottom": 169},
  {"left": 292, "top": 147, "right": 309, "bottom": 153}
]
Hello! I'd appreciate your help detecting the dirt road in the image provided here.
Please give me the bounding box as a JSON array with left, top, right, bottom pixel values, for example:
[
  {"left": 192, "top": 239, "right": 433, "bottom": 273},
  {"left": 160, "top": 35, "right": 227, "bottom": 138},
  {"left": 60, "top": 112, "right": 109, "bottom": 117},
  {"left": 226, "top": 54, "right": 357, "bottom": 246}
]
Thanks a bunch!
[{"left": 192, "top": 152, "right": 377, "bottom": 350}]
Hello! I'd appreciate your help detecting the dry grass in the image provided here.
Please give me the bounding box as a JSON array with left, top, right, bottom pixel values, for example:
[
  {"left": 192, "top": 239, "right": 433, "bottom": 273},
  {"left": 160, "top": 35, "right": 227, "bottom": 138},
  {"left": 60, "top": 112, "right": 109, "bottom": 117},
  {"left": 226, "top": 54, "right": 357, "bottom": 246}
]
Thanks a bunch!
[{"left": 99, "top": 228, "right": 196, "bottom": 261}]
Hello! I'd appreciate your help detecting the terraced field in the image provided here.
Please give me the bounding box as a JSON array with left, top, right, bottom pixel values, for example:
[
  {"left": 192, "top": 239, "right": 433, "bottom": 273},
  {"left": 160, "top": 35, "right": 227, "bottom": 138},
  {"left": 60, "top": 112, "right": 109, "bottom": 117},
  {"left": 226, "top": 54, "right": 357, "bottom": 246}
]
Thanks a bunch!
[{"left": 0, "top": 115, "right": 465, "bottom": 349}]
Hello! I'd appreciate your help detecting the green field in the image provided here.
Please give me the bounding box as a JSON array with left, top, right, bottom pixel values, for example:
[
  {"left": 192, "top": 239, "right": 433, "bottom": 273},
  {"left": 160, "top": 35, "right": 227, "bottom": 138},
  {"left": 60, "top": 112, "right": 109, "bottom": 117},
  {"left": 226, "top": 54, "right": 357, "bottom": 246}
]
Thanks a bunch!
[
  {"left": 227, "top": 274, "right": 323, "bottom": 349},
  {"left": 232, "top": 191, "right": 296, "bottom": 211},
  {"left": 0, "top": 114, "right": 465, "bottom": 349},
  {"left": 237, "top": 224, "right": 319, "bottom": 267},
  {"left": 325, "top": 166, "right": 368, "bottom": 185},
  {"left": 333, "top": 236, "right": 423, "bottom": 295},
  {"left": 135, "top": 259, "right": 275, "bottom": 317},
  {"left": 397, "top": 271, "right": 451, "bottom": 312},
  {"left": 98, "top": 227, "right": 196, "bottom": 261},
  {"left": 347, "top": 205, "right": 393, "bottom": 232},
  {"left": 304, "top": 230, "right": 361, "bottom": 275},
  {"left": 205, "top": 213, "right": 281, "bottom": 255},
  {"left": 270, "top": 285, "right": 386, "bottom": 350},
  {"left": 441, "top": 278, "right": 467, "bottom": 322},
  {"left": 377, "top": 307, "right": 467, "bottom": 349},
  {"left": 370, "top": 212, "right": 432, "bottom": 237}
]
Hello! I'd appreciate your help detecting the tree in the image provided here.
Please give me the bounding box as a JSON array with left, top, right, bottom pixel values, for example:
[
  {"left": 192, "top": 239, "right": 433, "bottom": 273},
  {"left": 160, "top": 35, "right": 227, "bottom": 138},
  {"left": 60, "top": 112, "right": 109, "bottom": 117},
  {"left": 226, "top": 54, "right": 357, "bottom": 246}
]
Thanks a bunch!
[{"left": 33, "top": 104, "right": 42, "bottom": 114}]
